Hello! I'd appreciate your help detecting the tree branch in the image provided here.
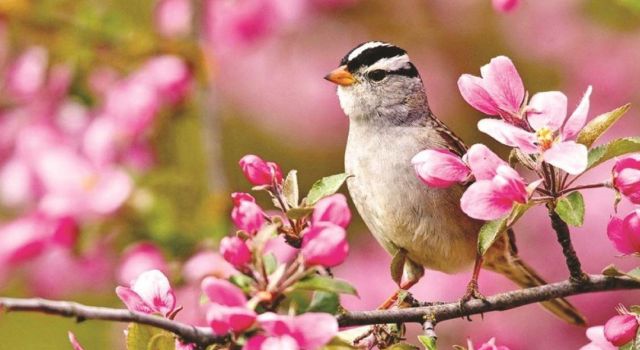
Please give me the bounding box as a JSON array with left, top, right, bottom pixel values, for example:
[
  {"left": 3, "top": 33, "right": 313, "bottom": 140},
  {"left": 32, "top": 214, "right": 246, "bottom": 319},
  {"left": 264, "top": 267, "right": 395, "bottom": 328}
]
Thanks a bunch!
[
  {"left": 1, "top": 275, "right": 638, "bottom": 346},
  {"left": 548, "top": 208, "right": 589, "bottom": 283},
  {"left": 0, "top": 298, "right": 224, "bottom": 347}
]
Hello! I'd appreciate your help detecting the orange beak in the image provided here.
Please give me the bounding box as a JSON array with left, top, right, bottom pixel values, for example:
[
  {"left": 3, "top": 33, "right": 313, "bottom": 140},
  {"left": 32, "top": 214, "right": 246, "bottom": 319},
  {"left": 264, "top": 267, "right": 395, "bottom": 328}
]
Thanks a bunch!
[{"left": 324, "top": 65, "right": 356, "bottom": 86}]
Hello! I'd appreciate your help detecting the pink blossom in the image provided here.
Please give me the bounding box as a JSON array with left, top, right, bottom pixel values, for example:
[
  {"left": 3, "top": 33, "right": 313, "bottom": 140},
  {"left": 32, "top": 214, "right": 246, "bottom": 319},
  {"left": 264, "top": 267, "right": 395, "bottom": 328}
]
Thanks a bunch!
[
  {"left": 154, "top": 0, "right": 193, "bottom": 38},
  {"left": 580, "top": 326, "right": 617, "bottom": 350},
  {"left": 133, "top": 55, "right": 191, "bottom": 104},
  {"left": 117, "top": 242, "right": 169, "bottom": 285},
  {"left": 301, "top": 222, "right": 349, "bottom": 267},
  {"left": 312, "top": 193, "right": 351, "bottom": 228},
  {"left": 244, "top": 335, "right": 299, "bottom": 350},
  {"left": 613, "top": 154, "right": 640, "bottom": 204},
  {"left": 220, "top": 236, "right": 252, "bottom": 269},
  {"left": 492, "top": 0, "right": 519, "bottom": 13},
  {"left": 68, "top": 331, "right": 85, "bottom": 350},
  {"left": 460, "top": 144, "right": 528, "bottom": 220},
  {"left": 246, "top": 312, "right": 338, "bottom": 350},
  {"left": 5, "top": 46, "right": 48, "bottom": 100},
  {"left": 116, "top": 269, "right": 177, "bottom": 316},
  {"left": 606, "top": 210, "right": 640, "bottom": 255},
  {"left": 231, "top": 192, "right": 266, "bottom": 234},
  {"left": 457, "top": 56, "right": 524, "bottom": 120},
  {"left": 477, "top": 86, "right": 592, "bottom": 174},
  {"left": 469, "top": 337, "right": 511, "bottom": 350},
  {"left": 182, "top": 250, "right": 237, "bottom": 284},
  {"left": 0, "top": 214, "right": 51, "bottom": 264},
  {"left": 604, "top": 314, "right": 639, "bottom": 346},
  {"left": 201, "top": 277, "right": 256, "bottom": 335},
  {"left": 411, "top": 149, "right": 470, "bottom": 188},
  {"left": 238, "top": 154, "right": 283, "bottom": 186},
  {"left": 34, "top": 147, "right": 133, "bottom": 218}
]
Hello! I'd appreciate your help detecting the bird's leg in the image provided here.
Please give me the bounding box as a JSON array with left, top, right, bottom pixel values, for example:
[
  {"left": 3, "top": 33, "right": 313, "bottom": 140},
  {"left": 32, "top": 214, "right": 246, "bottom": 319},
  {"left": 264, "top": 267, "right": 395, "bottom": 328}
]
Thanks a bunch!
[
  {"left": 461, "top": 254, "right": 487, "bottom": 303},
  {"left": 377, "top": 278, "right": 420, "bottom": 309}
]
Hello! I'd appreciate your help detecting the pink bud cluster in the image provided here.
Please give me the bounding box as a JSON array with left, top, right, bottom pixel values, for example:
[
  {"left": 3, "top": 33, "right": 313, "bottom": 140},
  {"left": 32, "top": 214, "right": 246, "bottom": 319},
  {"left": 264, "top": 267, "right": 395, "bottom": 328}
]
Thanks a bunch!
[
  {"left": 0, "top": 45, "right": 192, "bottom": 295},
  {"left": 581, "top": 311, "right": 639, "bottom": 349},
  {"left": 607, "top": 154, "right": 640, "bottom": 255}
]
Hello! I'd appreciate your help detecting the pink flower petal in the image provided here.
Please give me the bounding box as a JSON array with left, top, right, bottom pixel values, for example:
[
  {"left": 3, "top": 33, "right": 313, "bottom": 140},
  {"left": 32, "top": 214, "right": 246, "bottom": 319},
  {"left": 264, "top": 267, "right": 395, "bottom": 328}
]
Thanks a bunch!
[
  {"left": 411, "top": 149, "right": 470, "bottom": 188},
  {"left": 201, "top": 277, "right": 247, "bottom": 307},
  {"left": 206, "top": 304, "right": 256, "bottom": 335},
  {"left": 604, "top": 314, "right": 639, "bottom": 346},
  {"left": 116, "top": 286, "right": 155, "bottom": 314},
  {"left": 88, "top": 168, "right": 133, "bottom": 215},
  {"left": 312, "top": 193, "right": 352, "bottom": 228},
  {"left": 301, "top": 222, "right": 349, "bottom": 268},
  {"left": 543, "top": 141, "right": 588, "bottom": 174},
  {"left": 261, "top": 335, "right": 299, "bottom": 350},
  {"left": 219, "top": 236, "right": 252, "bottom": 269},
  {"left": 527, "top": 91, "right": 568, "bottom": 132},
  {"left": 477, "top": 119, "right": 538, "bottom": 153},
  {"left": 464, "top": 144, "right": 507, "bottom": 181},
  {"left": 479, "top": 56, "right": 525, "bottom": 115},
  {"left": 461, "top": 181, "right": 514, "bottom": 220},
  {"left": 457, "top": 74, "right": 500, "bottom": 116},
  {"left": 493, "top": 165, "right": 528, "bottom": 204},
  {"left": 117, "top": 242, "right": 169, "bottom": 285},
  {"left": 562, "top": 86, "right": 592, "bottom": 140},
  {"left": 582, "top": 326, "right": 617, "bottom": 350},
  {"left": 130, "top": 269, "right": 176, "bottom": 316},
  {"left": 607, "top": 216, "right": 635, "bottom": 255},
  {"left": 492, "top": 0, "right": 519, "bottom": 13},
  {"left": 291, "top": 313, "right": 338, "bottom": 350}
]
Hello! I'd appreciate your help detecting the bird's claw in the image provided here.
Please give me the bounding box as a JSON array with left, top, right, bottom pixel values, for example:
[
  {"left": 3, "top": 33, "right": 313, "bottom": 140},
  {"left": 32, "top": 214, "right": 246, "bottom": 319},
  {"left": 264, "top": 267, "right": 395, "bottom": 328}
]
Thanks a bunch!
[{"left": 457, "top": 280, "right": 489, "bottom": 321}]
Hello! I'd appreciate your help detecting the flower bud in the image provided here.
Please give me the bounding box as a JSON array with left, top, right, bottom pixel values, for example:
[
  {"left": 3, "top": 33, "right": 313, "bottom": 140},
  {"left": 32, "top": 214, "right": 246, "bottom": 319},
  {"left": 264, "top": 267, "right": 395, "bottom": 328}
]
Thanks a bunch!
[
  {"left": 219, "top": 236, "right": 251, "bottom": 269},
  {"left": 411, "top": 149, "right": 470, "bottom": 188},
  {"left": 231, "top": 192, "right": 265, "bottom": 234},
  {"left": 312, "top": 193, "right": 351, "bottom": 228},
  {"left": 239, "top": 154, "right": 283, "bottom": 186},
  {"left": 613, "top": 154, "right": 640, "bottom": 204},
  {"left": 301, "top": 222, "right": 348, "bottom": 268},
  {"left": 604, "top": 314, "right": 639, "bottom": 346},
  {"left": 606, "top": 210, "right": 640, "bottom": 255}
]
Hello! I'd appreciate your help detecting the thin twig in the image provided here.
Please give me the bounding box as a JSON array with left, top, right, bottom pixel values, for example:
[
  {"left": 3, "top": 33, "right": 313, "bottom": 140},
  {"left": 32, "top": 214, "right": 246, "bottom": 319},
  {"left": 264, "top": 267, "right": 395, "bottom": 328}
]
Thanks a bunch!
[
  {"left": 1, "top": 275, "right": 639, "bottom": 346},
  {"left": 557, "top": 183, "right": 607, "bottom": 196}
]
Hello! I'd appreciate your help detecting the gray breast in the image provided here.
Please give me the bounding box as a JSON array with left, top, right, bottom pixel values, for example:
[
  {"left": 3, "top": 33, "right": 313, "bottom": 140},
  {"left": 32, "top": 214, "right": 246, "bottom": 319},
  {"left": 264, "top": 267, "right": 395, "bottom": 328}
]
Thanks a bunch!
[{"left": 345, "top": 124, "right": 480, "bottom": 273}]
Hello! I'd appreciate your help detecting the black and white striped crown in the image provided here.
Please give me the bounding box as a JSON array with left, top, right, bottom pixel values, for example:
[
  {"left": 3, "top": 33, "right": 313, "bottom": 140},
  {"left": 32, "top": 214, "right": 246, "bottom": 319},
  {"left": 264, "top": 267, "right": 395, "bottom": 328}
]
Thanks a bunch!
[{"left": 340, "top": 41, "right": 419, "bottom": 78}]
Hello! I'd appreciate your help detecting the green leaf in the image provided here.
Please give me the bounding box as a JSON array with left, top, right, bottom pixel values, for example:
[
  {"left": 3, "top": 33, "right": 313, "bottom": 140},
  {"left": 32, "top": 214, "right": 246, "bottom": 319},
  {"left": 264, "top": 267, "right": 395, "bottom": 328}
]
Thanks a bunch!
[
  {"left": 390, "top": 250, "right": 406, "bottom": 286},
  {"left": 587, "top": 137, "right": 640, "bottom": 170},
  {"left": 283, "top": 170, "right": 300, "bottom": 208},
  {"left": 286, "top": 207, "right": 314, "bottom": 220},
  {"left": 306, "top": 291, "right": 340, "bottom": 314},
  {"left": 577, "top": 104, "right": 631, "bottom": 147},
  {"left": 627, "top": 267, "right": 640, "bottom": 281},
  {"left": 147, "top": 333, "right": 175, "bottom": 350},
  {"left": 418, "top": 335, "right": 438, "bottom": 350},
  {"left": 306, "top": 173, "right": 351, "bottom": 205},
  {"left": 126, "top": 323, "right": 164, "bottom": 350},
  {"left": 321, "top": 337, "right": 359, "bottom": 350},
  {"left": 555, "top": 192, "right": 585, "bottom": 227},
  {"left": 291, "top": 275, "right": 358, "bottom": 296},
  {"left": 629, "top": 305, "right": 640, "bottom": 315},
  {"left": 229, "top": 273, "right": 254, "bottom": 292},
  {"left": 477, "top": 203, "right": 531, "bottom": 255}
]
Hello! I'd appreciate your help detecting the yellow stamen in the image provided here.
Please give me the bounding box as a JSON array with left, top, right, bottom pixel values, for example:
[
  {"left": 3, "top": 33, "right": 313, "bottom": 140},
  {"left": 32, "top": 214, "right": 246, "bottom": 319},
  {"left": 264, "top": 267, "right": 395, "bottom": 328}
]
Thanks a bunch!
[{"left": 536, "top": 127, "right": 554, "bottom": 150}]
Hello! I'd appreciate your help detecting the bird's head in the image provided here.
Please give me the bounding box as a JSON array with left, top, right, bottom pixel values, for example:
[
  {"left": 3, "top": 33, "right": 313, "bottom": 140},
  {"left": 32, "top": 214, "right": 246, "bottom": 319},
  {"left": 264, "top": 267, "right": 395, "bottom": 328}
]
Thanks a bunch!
[{"left": 325, "top": 41, "right": 428, "bottom": 125}]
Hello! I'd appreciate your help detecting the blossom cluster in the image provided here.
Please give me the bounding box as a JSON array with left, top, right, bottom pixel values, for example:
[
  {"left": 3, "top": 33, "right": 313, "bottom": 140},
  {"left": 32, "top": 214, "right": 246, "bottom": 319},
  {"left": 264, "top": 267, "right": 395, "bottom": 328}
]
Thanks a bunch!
[
  {"left": 0, "top": 43, "right": 191, "bottom": 294},
  {"left": 112, "top": 155, "right": 352, "bottom": 349},
  {"left": 581, "top": 306, "right": 640, "bottom": 349}
]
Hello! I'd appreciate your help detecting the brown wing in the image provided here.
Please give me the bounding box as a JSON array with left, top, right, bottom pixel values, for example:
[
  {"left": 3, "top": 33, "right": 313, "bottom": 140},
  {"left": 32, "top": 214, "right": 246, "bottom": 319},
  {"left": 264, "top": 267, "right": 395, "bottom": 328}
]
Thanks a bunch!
[{"left": 426, "top": 112, "right": 468, "bottom": 157}]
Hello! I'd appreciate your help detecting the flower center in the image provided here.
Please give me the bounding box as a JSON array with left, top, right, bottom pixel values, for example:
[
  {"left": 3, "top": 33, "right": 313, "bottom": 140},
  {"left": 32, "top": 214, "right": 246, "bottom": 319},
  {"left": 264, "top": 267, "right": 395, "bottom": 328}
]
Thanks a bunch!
[{"left": 536, "top": 127, "right": 555, "bottom": 150}]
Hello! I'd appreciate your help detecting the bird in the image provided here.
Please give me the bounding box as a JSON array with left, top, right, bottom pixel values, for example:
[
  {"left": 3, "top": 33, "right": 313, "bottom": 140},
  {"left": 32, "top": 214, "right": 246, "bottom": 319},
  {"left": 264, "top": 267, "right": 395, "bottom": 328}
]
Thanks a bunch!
[{"left": 324, "top": 41, "right": 586, "bottom": 326}]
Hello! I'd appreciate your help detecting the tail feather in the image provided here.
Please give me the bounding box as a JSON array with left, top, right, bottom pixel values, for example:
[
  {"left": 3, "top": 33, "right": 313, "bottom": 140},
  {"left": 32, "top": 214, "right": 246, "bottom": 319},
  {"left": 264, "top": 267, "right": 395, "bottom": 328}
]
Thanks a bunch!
[{"left": 485, "top": 254, "right": 587, "bottom": 326}]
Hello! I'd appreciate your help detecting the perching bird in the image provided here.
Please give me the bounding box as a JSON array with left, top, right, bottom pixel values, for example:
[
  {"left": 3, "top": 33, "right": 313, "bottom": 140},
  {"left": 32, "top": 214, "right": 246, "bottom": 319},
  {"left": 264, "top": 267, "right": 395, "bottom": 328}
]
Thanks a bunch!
[{"left": 324, "top": 41, "right": 586, "bottom": 325}]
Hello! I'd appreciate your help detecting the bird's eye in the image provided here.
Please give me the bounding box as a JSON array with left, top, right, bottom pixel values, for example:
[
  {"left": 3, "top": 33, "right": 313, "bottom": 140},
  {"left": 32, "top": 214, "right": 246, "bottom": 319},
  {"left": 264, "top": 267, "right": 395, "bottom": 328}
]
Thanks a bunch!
[{"left": 367, "top": 70, "right": 387, "bottom": 82}]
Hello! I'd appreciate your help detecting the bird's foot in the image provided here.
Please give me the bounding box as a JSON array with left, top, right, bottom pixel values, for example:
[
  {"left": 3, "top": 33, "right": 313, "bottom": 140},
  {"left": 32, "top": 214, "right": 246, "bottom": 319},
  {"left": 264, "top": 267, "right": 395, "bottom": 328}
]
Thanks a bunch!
[
  {"left": 457, "top": 280, "right": 489, "bottom": 321},
  {"left": 378, "top": 279, "right": 419, "bottom": 309},
  {"left": 353, "top": 324, "right": 405, "bottom": 349}
]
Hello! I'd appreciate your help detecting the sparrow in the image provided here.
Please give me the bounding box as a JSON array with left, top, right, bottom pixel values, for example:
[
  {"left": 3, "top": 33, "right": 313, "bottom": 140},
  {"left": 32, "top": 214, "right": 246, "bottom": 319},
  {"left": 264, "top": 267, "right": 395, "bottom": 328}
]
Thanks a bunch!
[{"left": 324, "top": 41, "right": 586, "bottom": 325}]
